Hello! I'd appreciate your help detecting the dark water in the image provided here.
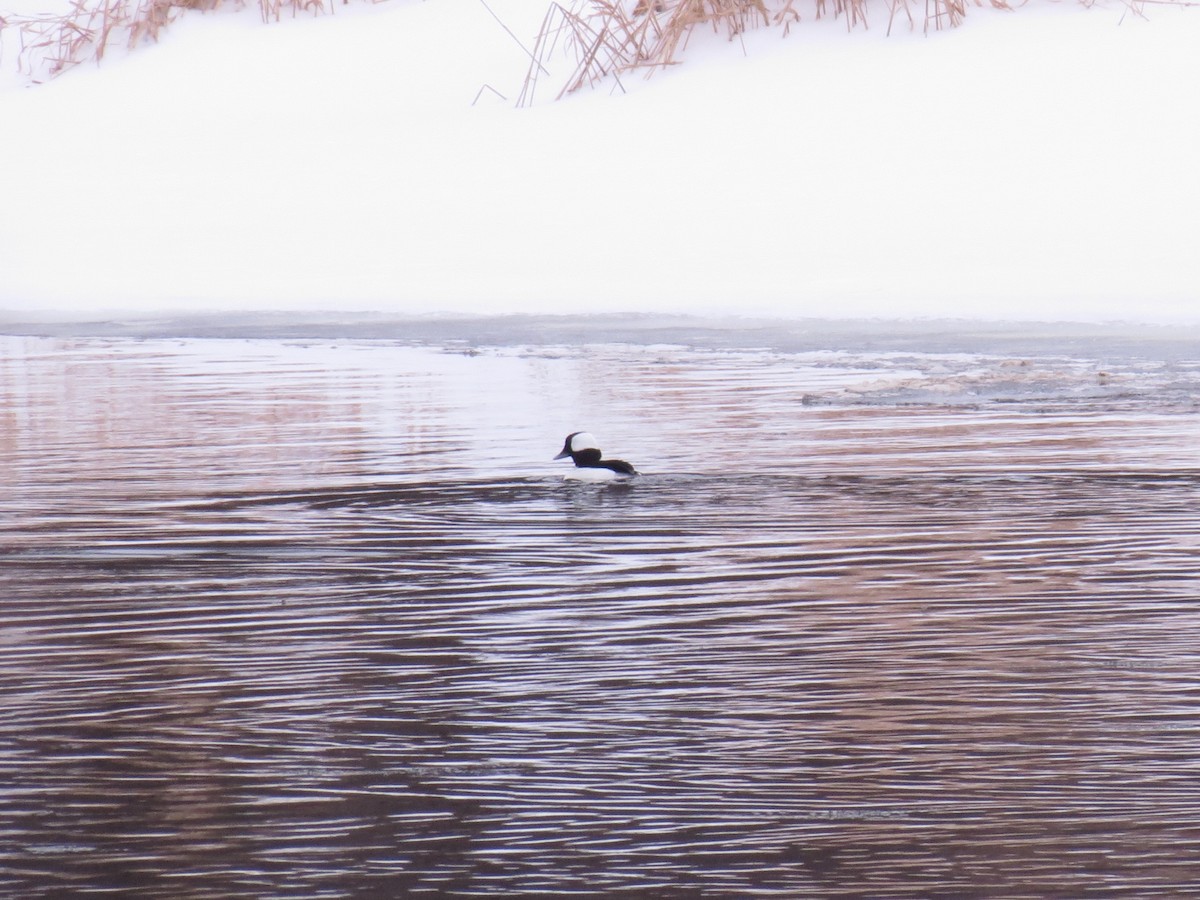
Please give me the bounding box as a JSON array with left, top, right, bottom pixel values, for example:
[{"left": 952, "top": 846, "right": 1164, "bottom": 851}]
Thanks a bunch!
[{"left": 2, "top": 319, "right": 1199, "bottom": 897}]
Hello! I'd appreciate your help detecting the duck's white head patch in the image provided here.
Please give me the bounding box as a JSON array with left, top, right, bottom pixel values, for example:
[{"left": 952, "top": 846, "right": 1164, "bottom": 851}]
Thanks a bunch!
[{"left": 569, "top": 432, "right": 600, "bottom": 453}]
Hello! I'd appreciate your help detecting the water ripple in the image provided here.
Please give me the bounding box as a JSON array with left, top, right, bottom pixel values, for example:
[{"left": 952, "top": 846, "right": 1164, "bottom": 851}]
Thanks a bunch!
[{"left": 2, "top": 329, "right": 1198, "bottom": 896}]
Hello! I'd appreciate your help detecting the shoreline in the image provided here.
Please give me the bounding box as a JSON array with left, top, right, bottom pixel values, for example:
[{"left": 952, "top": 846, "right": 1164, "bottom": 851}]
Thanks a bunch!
[{"left": 5, "top": 312, "right": 1200, "bottom": 359}]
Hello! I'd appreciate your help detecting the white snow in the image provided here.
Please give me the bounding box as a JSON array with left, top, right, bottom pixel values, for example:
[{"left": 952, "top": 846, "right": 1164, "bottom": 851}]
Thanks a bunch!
[{"left": 1, "top": 0, "right": 1197, "bottom": 323}]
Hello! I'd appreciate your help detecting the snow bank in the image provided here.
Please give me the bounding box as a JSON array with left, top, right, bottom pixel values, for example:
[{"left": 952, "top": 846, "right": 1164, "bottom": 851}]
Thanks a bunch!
[{"left": 1, "top": 0, "right": 1197, "bottom": 323}]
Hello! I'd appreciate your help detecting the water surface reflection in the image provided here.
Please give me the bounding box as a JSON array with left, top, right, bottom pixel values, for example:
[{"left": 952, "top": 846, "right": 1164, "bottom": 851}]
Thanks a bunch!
[{"left": 2, "top": 325, "right": 1198, "bottom": 896}]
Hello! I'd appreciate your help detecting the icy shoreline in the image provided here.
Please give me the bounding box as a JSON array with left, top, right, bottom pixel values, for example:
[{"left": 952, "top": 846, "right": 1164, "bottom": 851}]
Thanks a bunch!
[{"left": 5, "top": 311, "right": 1200, "bottom": 360}]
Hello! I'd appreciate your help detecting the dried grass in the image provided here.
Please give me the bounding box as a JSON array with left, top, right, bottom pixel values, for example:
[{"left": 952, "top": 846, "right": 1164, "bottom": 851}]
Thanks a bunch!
[
  {"left": 521, "top": 0, "right": 1199, "bottom": 102},
  {"left": 518, "top": 0, "right": 883, "bottom": 105},
  {"left": 6, "top": 0, "right": 1198, "bottom": 91},
  {"left": 518, "top": 0, "right": 783, "bottom": 106},
  {"left": 5, "top": 0, "right": 378, "bottom": 81}
]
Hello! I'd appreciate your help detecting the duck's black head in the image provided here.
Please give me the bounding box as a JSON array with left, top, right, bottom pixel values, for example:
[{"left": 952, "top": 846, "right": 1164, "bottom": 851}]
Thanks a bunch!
[{"left": 553, "top": 431, "right": 601, "bottom": 467}]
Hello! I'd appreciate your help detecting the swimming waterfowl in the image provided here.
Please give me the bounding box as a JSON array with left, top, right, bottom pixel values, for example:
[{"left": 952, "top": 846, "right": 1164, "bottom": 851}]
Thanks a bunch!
[{"left": 554, "top": 432, "right": 638, "bottom": 481}]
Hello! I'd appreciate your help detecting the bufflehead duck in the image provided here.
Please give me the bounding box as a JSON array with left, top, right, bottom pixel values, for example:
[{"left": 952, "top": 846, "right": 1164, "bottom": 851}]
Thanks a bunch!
[{"left": 554, "top": 432, "right": 638, "bottom": 481}]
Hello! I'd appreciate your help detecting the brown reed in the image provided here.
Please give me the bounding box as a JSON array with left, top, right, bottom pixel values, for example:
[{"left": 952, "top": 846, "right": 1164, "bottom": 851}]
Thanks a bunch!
[
  {"left": 520, "top": 0, "right": 1196, "bottom": 102},
  {"left": 519, "top": 0, "right": 886, "bottom": 106},
  {"left": 6, "top": 0, "right": 376, "bottom": 81},
  {"left": 6, "top": 0, "right": 1197, "bottom": 90}
]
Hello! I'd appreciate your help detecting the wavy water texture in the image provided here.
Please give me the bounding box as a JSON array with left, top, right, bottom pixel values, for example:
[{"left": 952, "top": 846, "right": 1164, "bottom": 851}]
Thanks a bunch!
[{"left": 2, "top": 323, "right": 1199, "bottom": 896}]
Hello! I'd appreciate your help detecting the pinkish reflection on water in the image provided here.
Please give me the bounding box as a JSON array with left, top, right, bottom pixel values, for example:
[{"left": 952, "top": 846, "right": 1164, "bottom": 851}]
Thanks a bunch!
[{"left": 2, "top": 322, "right": 1199, "bottom": 897}]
